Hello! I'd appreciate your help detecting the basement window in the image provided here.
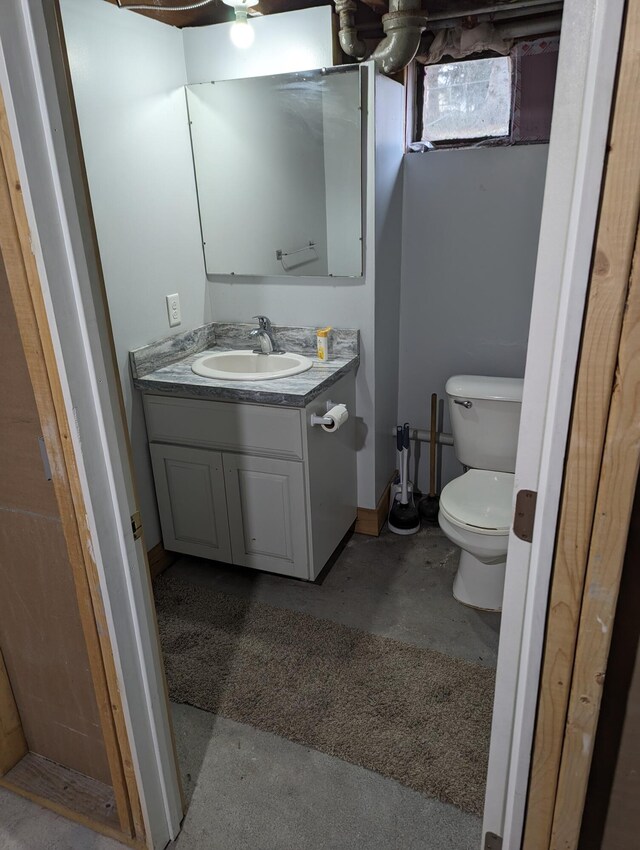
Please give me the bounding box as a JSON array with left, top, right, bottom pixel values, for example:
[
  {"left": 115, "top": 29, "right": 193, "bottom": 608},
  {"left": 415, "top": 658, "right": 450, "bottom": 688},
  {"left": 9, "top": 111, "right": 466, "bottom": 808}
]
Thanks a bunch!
[
  {"left": 415, "top": 38, "right": 560, "bottom": 148},
  {"left": 421, "top": 56, "right": 512, "bottom": 143}
]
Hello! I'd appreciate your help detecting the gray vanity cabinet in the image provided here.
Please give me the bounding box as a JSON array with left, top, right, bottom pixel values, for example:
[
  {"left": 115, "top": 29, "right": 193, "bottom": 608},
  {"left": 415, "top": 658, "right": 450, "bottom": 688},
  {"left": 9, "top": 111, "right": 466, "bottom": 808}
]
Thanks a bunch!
[
  {"left": 143, "top": 370, "right": 356, "bottom": 580},
  {"left": 223, "top": 454, "right": 308, "bottom": 579},
  {"left": 149, "top": 444, "right": 232, "bottom": 562}
]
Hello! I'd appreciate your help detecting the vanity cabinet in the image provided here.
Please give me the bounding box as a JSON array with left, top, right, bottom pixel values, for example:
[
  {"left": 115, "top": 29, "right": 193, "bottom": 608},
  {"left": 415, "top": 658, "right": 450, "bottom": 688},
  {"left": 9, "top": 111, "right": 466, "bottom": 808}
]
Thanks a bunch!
[
  {"left": 143, "top": 371, "right": 356, "bottom": 580},
  {"left": 149, "top": 445, "right": 231, "bottom": 562},
  {"left": 223, "top": 454, "right": 308, "bottom": 577}
]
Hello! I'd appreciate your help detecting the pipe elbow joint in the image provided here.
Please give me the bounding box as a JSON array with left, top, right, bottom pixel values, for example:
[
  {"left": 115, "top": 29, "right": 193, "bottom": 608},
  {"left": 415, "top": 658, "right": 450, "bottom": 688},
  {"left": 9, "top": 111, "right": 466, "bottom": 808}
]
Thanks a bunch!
[
  {"left": 338, "top": 28, "right": 369, "bottom": 61},
  {"left": 371, "top": 13, "right": 427, "bottom": 75},
  {"left": 335, "top": 0, "right": 427, "bottom": 75},
  {"left": 335, "top": 0, "right": 369, "bottom": 60}
]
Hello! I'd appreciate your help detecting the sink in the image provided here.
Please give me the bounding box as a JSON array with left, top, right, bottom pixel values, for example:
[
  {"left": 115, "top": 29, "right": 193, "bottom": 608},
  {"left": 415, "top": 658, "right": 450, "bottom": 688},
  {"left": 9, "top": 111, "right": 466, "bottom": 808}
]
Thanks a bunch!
[{"left": 191, "top": 350, "right": 313, "bottom": 382}]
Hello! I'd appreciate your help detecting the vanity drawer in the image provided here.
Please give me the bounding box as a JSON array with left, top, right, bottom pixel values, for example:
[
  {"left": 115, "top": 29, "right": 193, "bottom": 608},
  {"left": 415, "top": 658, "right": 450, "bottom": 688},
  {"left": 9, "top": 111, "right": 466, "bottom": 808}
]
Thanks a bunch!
[{"left": 143, "top": 394, "right": 304, "bottom": 460}]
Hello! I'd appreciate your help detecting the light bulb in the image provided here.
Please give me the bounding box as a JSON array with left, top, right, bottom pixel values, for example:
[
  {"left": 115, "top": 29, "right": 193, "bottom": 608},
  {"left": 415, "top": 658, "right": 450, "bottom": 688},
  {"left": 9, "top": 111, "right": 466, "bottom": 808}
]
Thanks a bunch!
[{"left": 230, "top": 12, "right": 254, "bottom": 49}]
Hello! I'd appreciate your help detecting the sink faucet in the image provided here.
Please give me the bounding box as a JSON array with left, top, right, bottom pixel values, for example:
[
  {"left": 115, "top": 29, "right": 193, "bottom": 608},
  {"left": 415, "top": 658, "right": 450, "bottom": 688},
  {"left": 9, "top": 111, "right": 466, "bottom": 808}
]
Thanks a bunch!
[{"left": 250, "top": 315, "right": 284, "bottom": 354}]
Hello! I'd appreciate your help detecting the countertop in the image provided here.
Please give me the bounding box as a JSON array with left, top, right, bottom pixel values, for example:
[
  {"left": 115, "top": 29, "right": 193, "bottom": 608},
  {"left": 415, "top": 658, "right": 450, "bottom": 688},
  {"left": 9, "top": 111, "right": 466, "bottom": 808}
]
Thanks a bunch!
[{"left": 130, "top": 322, "right": 359, "bottom": 408}]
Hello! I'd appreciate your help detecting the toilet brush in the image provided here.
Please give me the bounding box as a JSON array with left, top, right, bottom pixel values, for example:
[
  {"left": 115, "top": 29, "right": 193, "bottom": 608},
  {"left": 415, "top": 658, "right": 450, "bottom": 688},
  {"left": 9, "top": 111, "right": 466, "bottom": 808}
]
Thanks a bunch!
[
  {"left": 419, "top": 394, "right": 440, "bottom": 524},
  {"left": 388, "top": 423, "right": 420, "bottom": 535}
]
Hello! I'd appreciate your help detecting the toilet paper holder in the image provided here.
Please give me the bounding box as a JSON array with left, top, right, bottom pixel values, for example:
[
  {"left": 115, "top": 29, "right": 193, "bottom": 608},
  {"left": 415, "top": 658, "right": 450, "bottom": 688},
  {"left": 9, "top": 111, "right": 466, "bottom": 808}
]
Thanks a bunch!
[{"left": 310, "top": 401, "right": 343, "bottom": 428}]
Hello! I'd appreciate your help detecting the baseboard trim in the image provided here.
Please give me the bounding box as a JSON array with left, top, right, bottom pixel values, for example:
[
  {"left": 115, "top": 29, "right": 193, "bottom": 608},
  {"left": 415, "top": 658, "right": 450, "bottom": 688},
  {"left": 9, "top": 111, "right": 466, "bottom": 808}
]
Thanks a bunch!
[
  {"left": 147, "top": 542, "right": 177, "bottom": 581},
  {"left": 355, "top": 478, "right": 393, "bottom": 537}
]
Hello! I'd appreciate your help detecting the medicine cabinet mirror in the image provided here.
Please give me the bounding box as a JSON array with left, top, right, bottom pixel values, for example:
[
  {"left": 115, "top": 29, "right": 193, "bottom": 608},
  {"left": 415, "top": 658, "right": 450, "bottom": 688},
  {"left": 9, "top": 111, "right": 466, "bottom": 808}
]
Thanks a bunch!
[{"left": 186, "top": 66, "right": 363, "bottom": 278}]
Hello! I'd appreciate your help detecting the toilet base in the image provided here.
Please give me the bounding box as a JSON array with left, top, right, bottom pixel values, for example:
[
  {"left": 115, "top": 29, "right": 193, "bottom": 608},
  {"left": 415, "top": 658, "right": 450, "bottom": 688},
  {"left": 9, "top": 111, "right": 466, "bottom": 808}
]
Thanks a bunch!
[{"left": 452, "top": 549, "right": 506, "bottom": 612}]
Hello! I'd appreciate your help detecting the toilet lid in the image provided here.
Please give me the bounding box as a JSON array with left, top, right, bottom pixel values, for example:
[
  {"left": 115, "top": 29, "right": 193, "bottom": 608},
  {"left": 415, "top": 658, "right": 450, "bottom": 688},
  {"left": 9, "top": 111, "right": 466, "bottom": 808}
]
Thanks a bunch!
[{"left": 440, "top": 469, "right": 514, "bottom": 535}]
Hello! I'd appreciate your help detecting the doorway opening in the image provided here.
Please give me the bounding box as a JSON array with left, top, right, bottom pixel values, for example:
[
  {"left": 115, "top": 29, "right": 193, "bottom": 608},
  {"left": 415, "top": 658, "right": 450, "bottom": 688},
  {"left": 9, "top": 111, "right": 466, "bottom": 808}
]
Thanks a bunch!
[{"left": 1, "top": 0, "right": 632, "bottom": 844}]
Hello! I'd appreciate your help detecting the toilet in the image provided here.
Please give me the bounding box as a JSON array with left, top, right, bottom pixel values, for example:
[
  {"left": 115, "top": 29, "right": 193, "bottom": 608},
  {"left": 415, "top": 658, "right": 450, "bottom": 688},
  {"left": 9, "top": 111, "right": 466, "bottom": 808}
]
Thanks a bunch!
[{"left": 438, "top": 375, "right": 524, "bottom": 612}]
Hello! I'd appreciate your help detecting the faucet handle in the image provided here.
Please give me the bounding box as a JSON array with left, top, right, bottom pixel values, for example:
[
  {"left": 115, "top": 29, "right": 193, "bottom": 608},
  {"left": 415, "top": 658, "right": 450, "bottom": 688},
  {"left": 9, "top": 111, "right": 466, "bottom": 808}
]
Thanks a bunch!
[{"left": 252, "top": 315, "right": 272, "bottom": 331}]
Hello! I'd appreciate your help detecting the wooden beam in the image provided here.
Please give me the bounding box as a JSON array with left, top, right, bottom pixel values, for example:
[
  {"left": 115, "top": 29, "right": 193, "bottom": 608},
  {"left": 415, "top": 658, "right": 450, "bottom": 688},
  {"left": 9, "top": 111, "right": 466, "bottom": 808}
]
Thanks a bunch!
[
  {"left": 549, "top": 217, "right": 640, "bottom": 849},
  {"left": 2, "top": 753, "right": 120, "bottom": 835},
  {"left": 0, "top": 88, "right": 144, "bottom": 842},
  {"left": 523, "top": 3, "right": 640, "bottom": 846},
  {"left": 104, "top": 0, "right": 352, "bottom": 29},
  {"left": 1, "top": 753, "right": 144, "bottom": 849}
]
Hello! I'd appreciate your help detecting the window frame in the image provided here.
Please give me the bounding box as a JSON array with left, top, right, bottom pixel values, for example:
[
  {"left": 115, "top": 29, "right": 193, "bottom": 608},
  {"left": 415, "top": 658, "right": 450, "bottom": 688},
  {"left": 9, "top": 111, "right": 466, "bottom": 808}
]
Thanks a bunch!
[
  {"left": 420, "top": 54, "right": 513, "bottom": 146},
  {"left": 411, "top": 36, "right": 560, "bottom": 152}
]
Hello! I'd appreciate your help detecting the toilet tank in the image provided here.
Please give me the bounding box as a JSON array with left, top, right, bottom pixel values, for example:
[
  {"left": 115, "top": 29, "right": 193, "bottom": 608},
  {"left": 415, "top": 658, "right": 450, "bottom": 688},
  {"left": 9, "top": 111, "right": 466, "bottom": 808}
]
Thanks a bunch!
[{"left": 446, "top": 375, "right": 524, "bottom": 473}]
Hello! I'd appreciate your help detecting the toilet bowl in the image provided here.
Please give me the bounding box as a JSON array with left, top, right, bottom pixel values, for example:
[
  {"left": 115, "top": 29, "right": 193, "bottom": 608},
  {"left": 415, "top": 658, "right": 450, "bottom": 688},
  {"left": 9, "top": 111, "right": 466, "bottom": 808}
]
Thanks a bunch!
[
  {"left": 438, "top": 469, "right": 514, "bottom": 611},
  {"left": 438, "top": 375, "right": 524, "bottom": 612}
]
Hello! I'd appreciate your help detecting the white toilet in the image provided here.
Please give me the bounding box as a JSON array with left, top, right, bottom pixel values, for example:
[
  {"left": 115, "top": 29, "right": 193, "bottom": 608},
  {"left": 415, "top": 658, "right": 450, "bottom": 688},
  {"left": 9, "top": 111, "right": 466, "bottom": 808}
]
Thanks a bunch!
[{"left": 438, "top": 375, "right": 524, "bottom": 612}]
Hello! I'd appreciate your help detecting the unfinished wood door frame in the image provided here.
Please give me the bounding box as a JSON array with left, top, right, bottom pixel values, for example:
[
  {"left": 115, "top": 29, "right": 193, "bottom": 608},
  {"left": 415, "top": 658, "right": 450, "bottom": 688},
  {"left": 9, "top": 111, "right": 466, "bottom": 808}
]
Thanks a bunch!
[
  {"left": 0, "top": 85, "right": 145, "bottom": 847},
  {"left": 523, "top": 2, "right": 640, "bottom": 847}
]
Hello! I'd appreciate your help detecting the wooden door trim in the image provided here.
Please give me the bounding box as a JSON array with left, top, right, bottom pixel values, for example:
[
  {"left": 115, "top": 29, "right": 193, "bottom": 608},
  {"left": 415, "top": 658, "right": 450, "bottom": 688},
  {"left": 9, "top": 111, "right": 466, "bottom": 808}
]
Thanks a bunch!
[
  {"left": 0, "top": 87, "right": 145, "bottom": 844},
  {"left": 523, "top": 2, "right": 640, "bottom": 846}
]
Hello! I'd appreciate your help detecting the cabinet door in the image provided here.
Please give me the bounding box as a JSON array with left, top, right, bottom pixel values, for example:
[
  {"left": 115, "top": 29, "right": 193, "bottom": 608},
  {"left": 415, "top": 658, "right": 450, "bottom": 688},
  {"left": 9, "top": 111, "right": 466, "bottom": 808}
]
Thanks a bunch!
[
  {"left": 150, "top": 444, "right": 231, "bottom": 562},
  {"left": 223, "top": 454, "right": 309, "bottom": 579}
]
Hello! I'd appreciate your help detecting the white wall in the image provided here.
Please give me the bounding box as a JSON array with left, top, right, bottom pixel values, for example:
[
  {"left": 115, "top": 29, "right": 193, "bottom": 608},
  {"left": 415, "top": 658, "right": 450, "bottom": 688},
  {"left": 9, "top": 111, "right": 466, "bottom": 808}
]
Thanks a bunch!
[
  {"left": 182, "top": 7, "right": 336, "bottom": 84},
  {"left": 398, "top": 144, "right": 549, "bottom": 493},
  {"left": 61, "top": 0, "right": 207, "bottom": 547}
]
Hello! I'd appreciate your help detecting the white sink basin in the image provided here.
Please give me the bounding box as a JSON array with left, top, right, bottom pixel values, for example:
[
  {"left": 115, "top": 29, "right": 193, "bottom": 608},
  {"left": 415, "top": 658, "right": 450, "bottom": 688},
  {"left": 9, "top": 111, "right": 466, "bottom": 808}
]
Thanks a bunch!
[{"left": 191, "top": 350, "right": 313, "bottom": 382}]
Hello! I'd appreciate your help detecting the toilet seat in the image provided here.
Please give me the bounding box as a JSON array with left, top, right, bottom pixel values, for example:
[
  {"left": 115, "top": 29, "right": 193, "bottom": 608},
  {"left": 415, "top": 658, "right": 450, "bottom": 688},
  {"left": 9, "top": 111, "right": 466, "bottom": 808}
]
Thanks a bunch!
[{"left": 439, "top": 469, "right": 514, "bottom": 536}]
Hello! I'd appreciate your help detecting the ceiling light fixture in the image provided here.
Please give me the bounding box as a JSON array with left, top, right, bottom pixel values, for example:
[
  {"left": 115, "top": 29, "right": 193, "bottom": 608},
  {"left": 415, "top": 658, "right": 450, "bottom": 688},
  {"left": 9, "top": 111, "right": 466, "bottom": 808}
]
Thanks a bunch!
[{"left": 222, "top": 0, "right": 258, "bottom": 48}]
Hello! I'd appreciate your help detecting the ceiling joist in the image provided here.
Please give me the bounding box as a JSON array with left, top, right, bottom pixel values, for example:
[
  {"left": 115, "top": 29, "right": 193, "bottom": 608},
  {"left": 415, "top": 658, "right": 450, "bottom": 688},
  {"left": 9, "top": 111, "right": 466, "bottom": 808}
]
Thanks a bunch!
[{"left": 106, "top": 0, "right": 561, "bottom": 31}]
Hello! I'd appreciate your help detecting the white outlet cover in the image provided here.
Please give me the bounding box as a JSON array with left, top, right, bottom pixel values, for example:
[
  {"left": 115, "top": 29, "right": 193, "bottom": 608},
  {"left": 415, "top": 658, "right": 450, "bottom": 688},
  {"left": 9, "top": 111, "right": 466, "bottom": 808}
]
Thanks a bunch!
[{"left": 166, "top": 293, "right": 181, "bottom": 327}]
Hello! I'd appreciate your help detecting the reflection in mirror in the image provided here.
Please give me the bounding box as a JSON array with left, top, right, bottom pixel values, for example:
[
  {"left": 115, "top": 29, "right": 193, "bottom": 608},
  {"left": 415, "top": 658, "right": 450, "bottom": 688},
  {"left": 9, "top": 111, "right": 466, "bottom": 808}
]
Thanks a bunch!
[{"left": 186, "top": 66, "right": 362, "bottom": 278}]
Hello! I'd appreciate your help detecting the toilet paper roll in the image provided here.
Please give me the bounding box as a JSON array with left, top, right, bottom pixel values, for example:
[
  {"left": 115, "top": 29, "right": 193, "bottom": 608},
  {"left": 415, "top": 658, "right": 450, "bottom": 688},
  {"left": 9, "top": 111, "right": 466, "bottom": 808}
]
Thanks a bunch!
[{"left": 321, "top": 404, "right": 349, "bottom": 433}]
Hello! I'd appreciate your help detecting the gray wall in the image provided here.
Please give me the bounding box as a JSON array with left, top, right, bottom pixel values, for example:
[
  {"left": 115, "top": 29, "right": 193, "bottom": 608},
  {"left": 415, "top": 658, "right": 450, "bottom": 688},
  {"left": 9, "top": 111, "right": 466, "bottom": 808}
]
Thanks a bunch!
[{"left": 398, "top": 144, "right": 549, "bottom": 493}]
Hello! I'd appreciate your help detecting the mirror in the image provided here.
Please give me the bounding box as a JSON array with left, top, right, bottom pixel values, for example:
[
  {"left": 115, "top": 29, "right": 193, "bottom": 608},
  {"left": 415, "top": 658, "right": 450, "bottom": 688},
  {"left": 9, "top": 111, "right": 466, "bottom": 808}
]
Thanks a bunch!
[{"left": 186, "top": 66, "right": 362, "bottom": 278}]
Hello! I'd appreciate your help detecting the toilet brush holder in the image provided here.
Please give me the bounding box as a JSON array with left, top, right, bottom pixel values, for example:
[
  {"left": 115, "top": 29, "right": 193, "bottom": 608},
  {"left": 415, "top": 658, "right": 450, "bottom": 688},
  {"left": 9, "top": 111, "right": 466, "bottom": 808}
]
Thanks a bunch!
[{"left": 388, "top": 423, "right": 420, "bottom": 536}]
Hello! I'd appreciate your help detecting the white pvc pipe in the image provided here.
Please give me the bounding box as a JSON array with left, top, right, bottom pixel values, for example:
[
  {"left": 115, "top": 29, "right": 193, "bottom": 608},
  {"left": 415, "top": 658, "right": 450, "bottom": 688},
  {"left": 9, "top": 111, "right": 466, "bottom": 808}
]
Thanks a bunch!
[{"left": 391, "top": 427, "right": 454, "bottom": 446}]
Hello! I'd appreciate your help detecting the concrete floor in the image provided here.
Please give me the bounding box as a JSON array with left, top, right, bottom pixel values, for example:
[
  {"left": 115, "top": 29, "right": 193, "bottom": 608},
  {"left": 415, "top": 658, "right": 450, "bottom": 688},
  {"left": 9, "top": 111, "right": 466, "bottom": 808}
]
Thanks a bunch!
[
  {"left": 168, "top": 704, "right": 483, "bottom": 850},
  {"left": 0, "top": 787, "right": 117, "bottom": 850},
  {"left": 0, "top": 526, "right": 499, "bottom": 849},
  {"left": 0, "top": 705, "right": 482, "bottom": 850}
]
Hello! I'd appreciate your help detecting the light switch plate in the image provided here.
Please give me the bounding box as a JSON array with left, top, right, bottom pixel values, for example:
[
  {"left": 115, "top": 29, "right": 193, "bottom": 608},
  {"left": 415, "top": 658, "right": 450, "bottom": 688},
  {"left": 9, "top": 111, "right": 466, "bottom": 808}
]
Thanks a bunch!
[{"left": 166, "top": 293, "right": 181, "bottom": 328}]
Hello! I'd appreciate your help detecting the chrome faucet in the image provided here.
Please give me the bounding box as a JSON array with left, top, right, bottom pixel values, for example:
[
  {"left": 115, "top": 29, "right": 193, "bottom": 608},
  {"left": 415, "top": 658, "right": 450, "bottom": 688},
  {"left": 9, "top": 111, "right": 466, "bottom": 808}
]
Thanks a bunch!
[{"left": 250, "top": 315, "right": 283, "bottom": 355}]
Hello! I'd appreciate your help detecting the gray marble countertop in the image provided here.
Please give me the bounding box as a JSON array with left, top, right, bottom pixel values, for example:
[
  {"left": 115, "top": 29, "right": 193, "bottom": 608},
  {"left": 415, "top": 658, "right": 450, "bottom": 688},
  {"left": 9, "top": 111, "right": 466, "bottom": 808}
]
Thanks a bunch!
[{"left": 130, "top": 322, "right": 359, "bottom": 408}]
